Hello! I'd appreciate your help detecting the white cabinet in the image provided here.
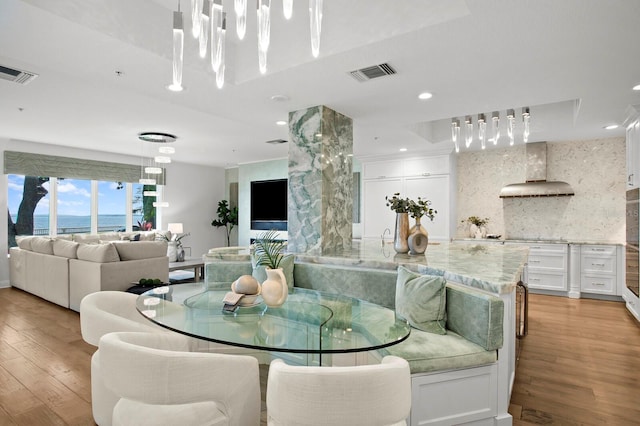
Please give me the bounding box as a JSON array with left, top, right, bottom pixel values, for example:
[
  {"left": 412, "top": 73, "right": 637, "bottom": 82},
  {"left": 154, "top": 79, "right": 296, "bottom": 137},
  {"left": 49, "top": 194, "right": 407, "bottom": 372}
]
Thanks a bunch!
[
  {"left": 361, "top": 155, "right": 454, "bottom": 241},
  {"left": 626, "top": 118, "right": 640, "bottom": 189},
  {"left": 580, "top": 245, "right": 618, "bottom": 296},
  {"left": 524, "top": 243, "right": 568, "bottom": 291}
]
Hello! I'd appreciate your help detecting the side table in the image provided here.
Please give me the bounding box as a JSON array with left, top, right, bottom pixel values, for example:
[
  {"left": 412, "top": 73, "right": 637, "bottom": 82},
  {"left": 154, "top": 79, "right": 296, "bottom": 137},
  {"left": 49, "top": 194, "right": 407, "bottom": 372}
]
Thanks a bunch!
[{"left": 169, "top": 257, "right": 205, "bottom": 282}]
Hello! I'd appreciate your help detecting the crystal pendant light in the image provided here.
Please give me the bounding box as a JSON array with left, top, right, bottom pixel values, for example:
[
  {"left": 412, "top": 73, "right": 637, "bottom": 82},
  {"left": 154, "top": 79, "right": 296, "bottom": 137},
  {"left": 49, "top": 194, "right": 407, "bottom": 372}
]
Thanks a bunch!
[
  {"left": 199, "top": 0, "right": 211, "bottom": 58},
  {"left": 210, "top": 0, "right": 223, "bottom": 72},
  {"left": 215, "top": 13, "right": 227, "bottom": 88},
  {"left": 257, "top": 0, "right": 271, "bottom": 74},
  {"left": 234, "top": 0, "right": 247, "bottom": 40},
  {"left": 491, "top": 111, "right": 500, "bottom": 145},
  {"left": 283, "top": 0, "right": 293, "bottom": 19},
  {"left": 170, "top": 9, "right": 184, "bottom": 92},
  {"left": 507, "top": 109, "right": 516, "bottom": 146},
  {"left": 309, "top": 0, "right": 323, "bottom": 58},
  {"left": 143, "top": 190, "right": 158, "bottom": 197},
  {"left": 478, "top": 114, "right": 487, "bottom": 150},
  {"left": 465, "top": 116, "right": 473, "bottom": 148},
  {"left": 154, "top": 156, "right": 171, "bottom": 164},
  {"left": 451, "top": 119, "right": 460, "bottom": 153},
  {"left": 159, "top": 146, "right": 176, "bottom": 154},
  {"left": 522, "top": 107, "right": 531, "bottom": 143},
  {"left": 191, "top": 0, "right": 203, "bottom": 38}
]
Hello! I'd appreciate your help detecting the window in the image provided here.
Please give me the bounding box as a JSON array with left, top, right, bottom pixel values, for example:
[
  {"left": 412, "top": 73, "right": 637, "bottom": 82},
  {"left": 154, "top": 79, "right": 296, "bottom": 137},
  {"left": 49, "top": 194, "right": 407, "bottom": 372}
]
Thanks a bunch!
[
  {"left": 8, "top": 175, "right": 51, "bottom": 238},
  {"left": 57, "top": 178, "right": 92, "bottom": 235},
  {"left": 133, "top": 183, "right": 156, "bottom": 231},
  {"left": 98, "top": 181, "right": 126, "bottom": 232}
]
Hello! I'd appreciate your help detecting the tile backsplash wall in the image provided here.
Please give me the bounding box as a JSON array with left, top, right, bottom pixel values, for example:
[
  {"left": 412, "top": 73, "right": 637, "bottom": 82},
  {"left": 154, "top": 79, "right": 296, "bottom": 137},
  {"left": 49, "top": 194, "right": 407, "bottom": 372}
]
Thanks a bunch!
[{"left": 456, "top": 138, "right": 625, "bottom": 242}]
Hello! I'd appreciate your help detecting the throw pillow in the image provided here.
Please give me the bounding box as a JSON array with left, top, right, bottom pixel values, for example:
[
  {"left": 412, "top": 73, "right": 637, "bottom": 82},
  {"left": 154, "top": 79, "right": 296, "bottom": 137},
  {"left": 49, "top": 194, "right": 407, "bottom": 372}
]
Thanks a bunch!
[
  {"left": 76, "top": 242, "right": 120, "bottom": 263},
  {"left": 30, "top": 237, "right": 54, "bottom": 255},
  {"left": 16, "top": 236, "right": 35, "bottom": 251},
  {"left": 395, "top": 266, "right": 447, "bottom": 335},
  {"left": 53, "top": 238, "right": 79, "bottom": 259},
  {"left": 251, "top": 253, "right": 294, "bottom": 290}
]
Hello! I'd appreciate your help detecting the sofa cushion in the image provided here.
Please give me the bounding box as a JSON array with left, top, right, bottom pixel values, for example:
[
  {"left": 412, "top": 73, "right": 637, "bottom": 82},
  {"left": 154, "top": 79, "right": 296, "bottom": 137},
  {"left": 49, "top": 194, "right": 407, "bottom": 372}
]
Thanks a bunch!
[
  {"left": 74, "top": 234, "right": 101, "bottom": 244},
  {"left": 395, "top": 266, "right": 447, "bottom": 335},
  {"left": 53, "top": 238, "right": 79, "bottom": 259},
  {"left": 77, "top": 243, "right": 120, "bottom": 263},
  {"left": 114, "top": 241, "right": 168, "bottom": 261},
  {"left": 252, "top": 254, "right": 295, "bottom": 289},
  {"left": 30, "top": 237, "right": 54, "bottom": 255},
  {"left": 16, "top": 236, "right": 35, "bottom": 251},
  {"left": 138, "top": 231, "right": 157, "bottom": 241},
  {"left": 380, "top": 329, "right": 497, "bottom": 374},
  {"left": 99, "top": 232, "right": 121, "bottom": 241}
]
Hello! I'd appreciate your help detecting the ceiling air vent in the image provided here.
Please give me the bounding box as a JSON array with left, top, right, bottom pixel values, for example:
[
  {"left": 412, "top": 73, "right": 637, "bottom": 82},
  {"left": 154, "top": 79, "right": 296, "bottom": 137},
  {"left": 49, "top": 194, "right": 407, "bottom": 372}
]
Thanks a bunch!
[
  {"left": 266, "top": 139, "right": 288, "bottom": 145},
  {"left": 0, "top": 64, "right": 38, "bottom": 85},
  {"left": 348, "top": 63, "right": 396, "bottom": 82}
]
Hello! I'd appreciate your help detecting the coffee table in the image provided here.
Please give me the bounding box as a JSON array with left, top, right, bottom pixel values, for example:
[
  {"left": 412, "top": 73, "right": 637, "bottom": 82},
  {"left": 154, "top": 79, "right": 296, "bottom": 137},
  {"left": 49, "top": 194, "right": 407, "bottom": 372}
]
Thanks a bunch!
[
  {"left": 169, "top": 257, "right": 205, "bottom": 282},
  {"left": 136, "top": 284, "right": 410, "bottom": 365}
]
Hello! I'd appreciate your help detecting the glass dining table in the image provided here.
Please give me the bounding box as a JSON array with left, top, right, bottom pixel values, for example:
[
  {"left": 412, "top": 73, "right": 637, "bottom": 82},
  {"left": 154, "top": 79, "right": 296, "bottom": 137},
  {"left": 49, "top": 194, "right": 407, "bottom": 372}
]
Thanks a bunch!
[{"left": 136, "top": 283, "right": 410, "bottom": 365}]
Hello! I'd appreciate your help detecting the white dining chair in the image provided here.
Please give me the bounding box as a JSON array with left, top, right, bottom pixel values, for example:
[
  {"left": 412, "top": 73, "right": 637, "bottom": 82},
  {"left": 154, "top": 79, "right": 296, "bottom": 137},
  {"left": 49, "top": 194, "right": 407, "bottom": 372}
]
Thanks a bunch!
[
  {"left": 80, "top": 291, "right": 174, "bottom": 425},
  {"left": 99, "top": 331, "right": 261, "bottom": 426},
  {"left": 266, "top": 356, "right": 411, "bottom": 426}
]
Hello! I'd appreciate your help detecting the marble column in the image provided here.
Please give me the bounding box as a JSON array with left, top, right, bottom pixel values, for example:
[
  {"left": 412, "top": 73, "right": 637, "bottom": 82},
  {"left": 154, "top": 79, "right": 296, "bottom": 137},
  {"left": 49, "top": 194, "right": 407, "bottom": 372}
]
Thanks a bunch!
[{"left": 288, "top": 105, "right": 353, "bottom": 253}]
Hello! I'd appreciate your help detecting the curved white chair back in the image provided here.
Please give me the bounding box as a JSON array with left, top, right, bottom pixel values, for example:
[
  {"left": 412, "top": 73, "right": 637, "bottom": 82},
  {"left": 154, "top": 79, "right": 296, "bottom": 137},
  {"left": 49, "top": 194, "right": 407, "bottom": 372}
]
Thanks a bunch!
[
  {"left": 100, "top": 331, "right": 261, "bottom": 426},
  {"left": 266, "top": 356, "right": 411, "bottom": 426}
]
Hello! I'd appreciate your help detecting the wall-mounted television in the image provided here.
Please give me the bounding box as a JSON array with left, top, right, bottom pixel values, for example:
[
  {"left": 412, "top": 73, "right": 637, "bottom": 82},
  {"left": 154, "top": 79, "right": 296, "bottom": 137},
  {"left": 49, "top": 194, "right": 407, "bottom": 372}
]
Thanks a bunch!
[{"left": 250, "top": 179, "right": 288, "bottom": 231}]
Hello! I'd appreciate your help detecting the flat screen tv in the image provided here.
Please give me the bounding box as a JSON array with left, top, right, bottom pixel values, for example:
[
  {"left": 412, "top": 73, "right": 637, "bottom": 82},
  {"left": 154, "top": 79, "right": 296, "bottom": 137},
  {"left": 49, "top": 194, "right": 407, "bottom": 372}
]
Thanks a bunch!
[{"left": 250, "top": 179, "right": 288, "bottom": 231}]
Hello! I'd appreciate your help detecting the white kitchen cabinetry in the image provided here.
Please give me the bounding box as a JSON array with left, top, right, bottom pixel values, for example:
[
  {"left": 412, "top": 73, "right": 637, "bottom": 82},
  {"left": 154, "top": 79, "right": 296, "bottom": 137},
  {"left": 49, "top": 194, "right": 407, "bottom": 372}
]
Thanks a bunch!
[
  {"left": 626, "top": 119, "right": 640, "bottom": 189},
  {"left": 505, "top": 243, "right": 569, "bottom": 292},
  {"left": 361, "top": 155, "right": 454, "bottom": 241},
  {"left": 580, "top": 245, "right": 619, "bottom": 296}
]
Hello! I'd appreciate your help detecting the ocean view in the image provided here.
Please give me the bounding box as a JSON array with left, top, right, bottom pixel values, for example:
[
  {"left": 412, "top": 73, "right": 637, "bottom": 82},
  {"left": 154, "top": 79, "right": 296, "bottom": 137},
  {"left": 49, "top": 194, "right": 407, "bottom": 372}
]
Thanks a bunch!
[{"left": 11, "top": 214, "right": 144, "bottom": 234}]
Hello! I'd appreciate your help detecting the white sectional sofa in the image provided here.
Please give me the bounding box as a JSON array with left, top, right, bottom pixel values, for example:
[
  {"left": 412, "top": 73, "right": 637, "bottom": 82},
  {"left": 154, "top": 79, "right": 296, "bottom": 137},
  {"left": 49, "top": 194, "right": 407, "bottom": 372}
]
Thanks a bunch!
[{"left": 9, "top": 231, "right": 170, "bottom": 311}]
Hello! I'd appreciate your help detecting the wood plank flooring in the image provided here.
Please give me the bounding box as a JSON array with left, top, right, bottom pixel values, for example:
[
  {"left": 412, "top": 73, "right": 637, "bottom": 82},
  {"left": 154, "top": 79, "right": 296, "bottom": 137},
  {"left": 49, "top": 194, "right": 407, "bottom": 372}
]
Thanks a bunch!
[{"left": 1, "top": 286, "right": 639, "bottom": 425}]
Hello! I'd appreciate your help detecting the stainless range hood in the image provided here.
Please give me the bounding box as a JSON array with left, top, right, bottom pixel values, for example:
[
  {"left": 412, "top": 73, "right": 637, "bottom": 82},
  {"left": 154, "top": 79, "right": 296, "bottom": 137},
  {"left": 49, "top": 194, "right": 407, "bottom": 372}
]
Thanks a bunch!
[{"left": 499, "top": 142, "right": 575, "bottom": 198}]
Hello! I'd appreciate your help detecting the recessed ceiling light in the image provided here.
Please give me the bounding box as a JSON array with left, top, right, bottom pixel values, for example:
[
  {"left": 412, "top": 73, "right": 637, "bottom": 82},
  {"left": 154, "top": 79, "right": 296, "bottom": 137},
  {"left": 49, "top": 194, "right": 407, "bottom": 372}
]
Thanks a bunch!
[
  {"left": 604, "top": 124, "right": 619, "bottom": 130},
  {"left": 633, "top": 84, "right": 640, "bottom": 91},
  {"left": 399, "top": 148, "right": 407, "bottom": 152},
  {"left": 276, "top": 120, "right": 287, "bottom": 126},
  {"left": 270, "top": 94, "right": 290, "bottom": 102},
  {"left": 418, "top": 92, "right": 433, "bottom": 100}
]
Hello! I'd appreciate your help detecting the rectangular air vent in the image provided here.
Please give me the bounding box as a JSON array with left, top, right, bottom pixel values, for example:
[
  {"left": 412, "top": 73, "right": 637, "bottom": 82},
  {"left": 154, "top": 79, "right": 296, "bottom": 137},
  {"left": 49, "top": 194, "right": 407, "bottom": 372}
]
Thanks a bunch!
[
  {"left": 0, "top": 64, "right": 38, "bottom": 85},
  {"left": 266, "top": 139, "right": 288, "bottom": 145},
  {"left": 348, "top": 63, "right": 396, "bottom": 82}
]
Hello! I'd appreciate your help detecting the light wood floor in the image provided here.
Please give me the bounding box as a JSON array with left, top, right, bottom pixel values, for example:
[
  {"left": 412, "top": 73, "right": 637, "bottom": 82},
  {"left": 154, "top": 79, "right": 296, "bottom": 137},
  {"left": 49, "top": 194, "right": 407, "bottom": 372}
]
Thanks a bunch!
[{"left": 1, "top": 287, "right": 639, "bottom": 425}]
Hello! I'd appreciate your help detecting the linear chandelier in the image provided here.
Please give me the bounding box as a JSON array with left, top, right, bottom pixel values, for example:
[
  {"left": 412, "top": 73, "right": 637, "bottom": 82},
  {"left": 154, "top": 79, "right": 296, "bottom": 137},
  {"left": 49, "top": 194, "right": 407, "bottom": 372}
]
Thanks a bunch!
[
  {"left": 138, "top": 132, "right": 177, "bottom": 208},
  {"left": 451, "top": 107, "right": 531, "bottom": 153},
  {"left": 170, "top": 0, "right": 324, "bottom": 91}
]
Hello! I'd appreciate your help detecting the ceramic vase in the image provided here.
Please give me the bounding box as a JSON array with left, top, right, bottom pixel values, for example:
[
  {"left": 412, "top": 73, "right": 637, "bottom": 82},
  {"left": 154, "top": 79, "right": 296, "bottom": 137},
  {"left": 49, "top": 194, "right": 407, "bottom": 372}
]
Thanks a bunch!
[
  {"left": 261, "top": 268, "right": 288, "bottom": 307},
  {"left": 177, "top": 246, "right": 185, "bottom": 262},
  {"left": 393, "top": 212, "right": 410, "bottom": 254},
  {"left": 469, "top": 224, "right": 478, "bottom": 238},
  {"left": 167, "top": 241, "right": 178, "bottom": 261},
  {"left": 408, "top": 217, "right": 429, "bottom": 255}
]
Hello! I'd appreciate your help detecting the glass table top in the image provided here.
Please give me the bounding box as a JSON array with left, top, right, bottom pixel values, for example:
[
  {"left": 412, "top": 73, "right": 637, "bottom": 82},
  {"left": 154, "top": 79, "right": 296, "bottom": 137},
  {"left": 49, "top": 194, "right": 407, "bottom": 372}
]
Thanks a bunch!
[{"left": 136, "top": 284, "right": 410, "bottom": 354}]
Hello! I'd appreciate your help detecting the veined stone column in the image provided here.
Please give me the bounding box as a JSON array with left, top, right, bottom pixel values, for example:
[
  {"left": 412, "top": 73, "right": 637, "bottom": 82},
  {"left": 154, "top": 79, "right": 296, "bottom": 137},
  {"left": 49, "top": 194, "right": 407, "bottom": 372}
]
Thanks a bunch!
[{"left": 288, "top": 105, "right": 353, "bottom": 253}]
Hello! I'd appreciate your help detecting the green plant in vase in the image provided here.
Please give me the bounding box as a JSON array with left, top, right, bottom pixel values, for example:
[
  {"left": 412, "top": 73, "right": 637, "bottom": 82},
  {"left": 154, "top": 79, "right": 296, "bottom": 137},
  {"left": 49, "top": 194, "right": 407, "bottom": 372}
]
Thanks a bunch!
[
  {"left": 461, "top": 216, "right": 490, "bottom": 238},
  {"left": 253, "top": 230, "right": 288, "bottom": 307}
]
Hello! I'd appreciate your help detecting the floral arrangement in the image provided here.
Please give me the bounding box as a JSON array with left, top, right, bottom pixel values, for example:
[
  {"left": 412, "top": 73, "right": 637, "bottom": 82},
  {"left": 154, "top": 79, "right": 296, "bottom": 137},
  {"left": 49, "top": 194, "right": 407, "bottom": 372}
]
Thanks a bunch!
[
  {"left": 462, "top": 216, "right": 489, "bottom": 227},
  {"left": 160, "top": 232, "right": 191, "bottom": 248},
  {"left": 386, "top": 193, "right": 437, "bottom": 220}
]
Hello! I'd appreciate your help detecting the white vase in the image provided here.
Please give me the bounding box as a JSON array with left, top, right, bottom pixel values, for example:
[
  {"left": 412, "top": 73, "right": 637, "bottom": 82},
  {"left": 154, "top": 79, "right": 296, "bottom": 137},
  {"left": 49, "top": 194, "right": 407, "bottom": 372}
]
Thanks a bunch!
[
  {"left": 167, "top": 241, "right": 178, "bottom": 261},
  {"left": 260, "top": 268, "right": 288, "bottom": 308},
  {"left": 469, "top": 223, "right": 478, "bottom": 238},
  {"left": 408, "top": 217, "right": 429, "bottom": 255}
]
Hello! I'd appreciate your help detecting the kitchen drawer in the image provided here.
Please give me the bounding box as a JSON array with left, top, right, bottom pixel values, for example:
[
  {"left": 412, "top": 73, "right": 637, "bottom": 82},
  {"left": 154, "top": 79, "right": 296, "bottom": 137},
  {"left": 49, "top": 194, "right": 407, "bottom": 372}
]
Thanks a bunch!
[
  {"left": 581, "top": 274, "right": 616, "bottom": 295},
  {"left": 581, "top": 254, "right": 616, "bottom": 274},
  {"left": 527, "top": 253, "right": 567, "bottom": 270},
  {"left": 581, "top": 245, "right": 616, "bottom": 256},
  {"left": 525, "top": 243, "right": 568, "bottom": 253},
  {"left": 526, "top": 270, "right": 567, "bottom": 291}
]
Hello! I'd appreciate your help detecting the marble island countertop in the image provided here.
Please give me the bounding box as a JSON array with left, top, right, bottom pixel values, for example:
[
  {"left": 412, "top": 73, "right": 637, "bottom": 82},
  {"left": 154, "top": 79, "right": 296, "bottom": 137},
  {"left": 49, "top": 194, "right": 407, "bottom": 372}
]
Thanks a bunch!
[
  {"left": 455, "top": 238, "right": 623, "bottom": 246},
  {"left": 296, "top": 240, "right": 529, "bottom": 295}
]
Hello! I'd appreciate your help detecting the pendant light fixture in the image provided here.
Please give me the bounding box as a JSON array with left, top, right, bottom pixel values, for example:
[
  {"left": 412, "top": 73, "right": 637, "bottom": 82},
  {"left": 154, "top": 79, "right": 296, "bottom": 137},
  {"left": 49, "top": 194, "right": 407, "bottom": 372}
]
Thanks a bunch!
[
  {"left": 522, "top": 107, "right": 531, "bottom": 143},
  {"left": 309, "top": 0, "right": 323, "bottom": 58},
  {"left": 215, "top": 13, "right": 227, "bottom": 88},
  {"left": 199, "top": 0, "right": 211, "bottom": 58},
  {"left": 257, "top": 0, "right": 271, "bottom": 74},
  {"left": 191, "top": 0, "right": 204, "bottom": 38},
  {"left": 451, "top": 119, "right": 460, "bottom": 153},
  {"left": 464, "top": 116, "right": 473, "bottom": 148},
  {"left": 507, "top": 109, "right": 516, "bottom": 146},
  {"left": 170, "top": 6, "right": 184, "bottom": 92},
  {"left": 210, "top": 0, "right": 223, "bottom": 72},
  {"left": 283, "top": 0, "right": 293, "bottom": 19},
  {"left": 234, "top": 0, "right": 247, "bottom": 40},
  {"left": 478, "top": 113, "right": 487, "bottom": 150},
  {"left": 491, "top": 111, "right": 500, "bottom": 145}
]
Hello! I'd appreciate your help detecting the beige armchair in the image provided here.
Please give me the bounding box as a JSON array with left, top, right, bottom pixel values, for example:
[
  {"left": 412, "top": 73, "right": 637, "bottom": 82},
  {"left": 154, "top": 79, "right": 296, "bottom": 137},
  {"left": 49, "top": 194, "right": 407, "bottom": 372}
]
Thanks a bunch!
[
  {"left": 266, "top": 356, "right": 412, "bottom": 426},
  {"left": 99, "top": 331, "right": 261, "bottom": 426}
]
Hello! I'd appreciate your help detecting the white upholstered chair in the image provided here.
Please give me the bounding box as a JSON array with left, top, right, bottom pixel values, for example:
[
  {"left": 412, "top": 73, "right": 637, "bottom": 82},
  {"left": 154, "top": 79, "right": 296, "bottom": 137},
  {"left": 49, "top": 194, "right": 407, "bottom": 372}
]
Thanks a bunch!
[
  {"left": 266, "top": 356, "right": 412, "bottom": 426},
  {"left": 80, "top": 291, "right": 172, "bottom": 425},
  {"left": 99, "top": 331, "right": 261, "bottom": 426}
]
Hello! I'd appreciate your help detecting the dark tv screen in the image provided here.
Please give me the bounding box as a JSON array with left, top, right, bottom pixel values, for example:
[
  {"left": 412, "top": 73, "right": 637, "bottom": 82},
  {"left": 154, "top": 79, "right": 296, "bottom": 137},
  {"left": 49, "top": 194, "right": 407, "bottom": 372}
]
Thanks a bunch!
[{"left": 250, "top": 179, "right": 288, "bottom": 230}]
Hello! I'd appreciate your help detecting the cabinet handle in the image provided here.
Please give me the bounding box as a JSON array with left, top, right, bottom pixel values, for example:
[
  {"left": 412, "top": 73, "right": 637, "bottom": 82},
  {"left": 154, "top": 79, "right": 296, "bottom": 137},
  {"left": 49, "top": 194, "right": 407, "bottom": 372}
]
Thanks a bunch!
[
  {"left": 629, "top": 174, "right": 634, "bottom": 184},
  {"left": 530, "top": 278, "right": 540, "bottom": 282},
  {"left": 592, "top": 282, "right": 606, "bottom": 286},
  {"left": 592, "top": 263, "right": 605, "bottom": 267},
  {"left": 421, "top": 172, "right": 431, "bottom": 176},
  {"left": 531, "top": 246, "right": 541, "bottom": 249},
  {"left": 529, "top": 260, "right": 540, "bottom": 263},
  {"left": 591, "top": 248, "right": 606, "bottom": 252},
  {"left": 377, "top": 175, "right": 387, "bottom": 179}
]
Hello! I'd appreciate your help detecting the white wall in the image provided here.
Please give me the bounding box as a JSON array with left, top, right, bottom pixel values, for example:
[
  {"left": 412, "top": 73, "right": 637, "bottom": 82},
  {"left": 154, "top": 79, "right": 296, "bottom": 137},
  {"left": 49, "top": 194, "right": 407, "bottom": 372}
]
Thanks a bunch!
[
  {"left": 456, "top": 138, "right": 626, "bottom": 242},
  {"left": 0, "top": 139, "right": 225, "bottom": 287}
]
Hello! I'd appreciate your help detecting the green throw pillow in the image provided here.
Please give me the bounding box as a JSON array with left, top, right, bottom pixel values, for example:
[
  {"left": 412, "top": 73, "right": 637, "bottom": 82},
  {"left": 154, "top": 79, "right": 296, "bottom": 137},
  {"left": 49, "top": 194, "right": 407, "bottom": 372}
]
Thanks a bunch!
[
  {"left": 251, "top": 253, "right": 294, "bottom": 290},
  {"left": 395, "top": 266, "right": 447, "bottom": 335}
]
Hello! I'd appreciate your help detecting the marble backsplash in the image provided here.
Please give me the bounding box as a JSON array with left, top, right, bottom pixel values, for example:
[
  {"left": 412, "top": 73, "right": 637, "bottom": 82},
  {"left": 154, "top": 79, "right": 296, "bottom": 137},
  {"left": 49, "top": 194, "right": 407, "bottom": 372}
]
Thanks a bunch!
[{"left": 456, "top": 138, "right": 626, "bottom": 243}]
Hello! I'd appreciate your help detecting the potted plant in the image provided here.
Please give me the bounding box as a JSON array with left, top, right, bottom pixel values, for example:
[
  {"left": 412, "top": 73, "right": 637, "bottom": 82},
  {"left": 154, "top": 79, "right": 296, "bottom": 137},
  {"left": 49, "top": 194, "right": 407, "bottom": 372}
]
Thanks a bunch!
[
  {"left": 385, "top": 193, "right": 412, "bottom": 254},
  {"left": 461, "top": 216, "right": 489, "bottom": 238},
  {"left": 211, "top": 200, "right": 238, "bottom": 247},
  {"left": 407, "top": 197, "right": 437, "bottom": 255},
  {"left": 253, "top": 230, "right": 288, "bottom": 307},
  {"left": 160, "top": 232, "right": 190, "bottom": 261}
]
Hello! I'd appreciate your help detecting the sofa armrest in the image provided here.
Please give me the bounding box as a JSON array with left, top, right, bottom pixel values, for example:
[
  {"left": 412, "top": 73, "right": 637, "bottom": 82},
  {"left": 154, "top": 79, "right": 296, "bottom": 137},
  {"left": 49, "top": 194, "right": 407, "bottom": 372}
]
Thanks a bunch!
[{"left": 445, "top": 282, "right": 504, "bottom": 351}]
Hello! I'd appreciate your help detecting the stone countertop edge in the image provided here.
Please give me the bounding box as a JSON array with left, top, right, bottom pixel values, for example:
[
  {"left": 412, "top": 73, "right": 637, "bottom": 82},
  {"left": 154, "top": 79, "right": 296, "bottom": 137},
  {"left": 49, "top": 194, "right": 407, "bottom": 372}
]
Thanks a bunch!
[{"left": 455, "top": 238, "right": 624, "bottom": 246}]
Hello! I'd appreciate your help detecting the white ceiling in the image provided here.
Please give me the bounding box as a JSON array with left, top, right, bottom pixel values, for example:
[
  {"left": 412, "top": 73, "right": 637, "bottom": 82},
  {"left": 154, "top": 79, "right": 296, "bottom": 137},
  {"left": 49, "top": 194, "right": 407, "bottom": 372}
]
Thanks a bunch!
[{"left": 1, "top": 0, "right": 639, "bottom": 167}]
